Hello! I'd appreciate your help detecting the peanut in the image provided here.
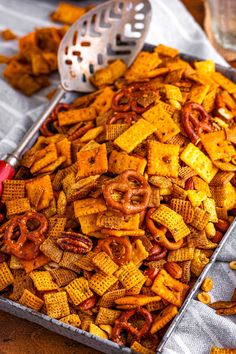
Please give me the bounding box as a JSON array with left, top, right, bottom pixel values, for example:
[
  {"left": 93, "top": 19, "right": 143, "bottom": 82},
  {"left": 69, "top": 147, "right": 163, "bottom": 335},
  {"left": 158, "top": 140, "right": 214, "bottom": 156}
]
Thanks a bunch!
[
  {"left": 197, "top": 292, "right": 211, "bottom": 304},
  {"left": 229, "top": 261, "right": 236, "bottom": 270},
  {"left": 205, "top": 222, "right": 216, "bottom": 238},
  {"left": 201, "top": 277, "right": 213, "bottom": 292}
]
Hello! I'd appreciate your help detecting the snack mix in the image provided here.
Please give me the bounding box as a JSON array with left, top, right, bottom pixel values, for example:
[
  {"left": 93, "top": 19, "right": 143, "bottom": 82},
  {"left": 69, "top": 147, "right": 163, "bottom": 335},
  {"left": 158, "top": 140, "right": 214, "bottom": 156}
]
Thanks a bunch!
[
  {"left": 0, "top": 2, "right": 93, "bottom": 96},
  {"left": 1, "top": 38, "right": 236, "bottom": 353}
]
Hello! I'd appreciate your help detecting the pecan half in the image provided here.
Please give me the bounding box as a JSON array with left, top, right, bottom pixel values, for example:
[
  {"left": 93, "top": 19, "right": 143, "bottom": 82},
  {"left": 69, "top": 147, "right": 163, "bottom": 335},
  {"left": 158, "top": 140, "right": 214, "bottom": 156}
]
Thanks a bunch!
[
  {"left": 57, "top": 232, "right": 92, "bottom": 254},
  {"left": 78, "top": 294, "right": 98, "bottom": 310},
  {"left": 215, "top": 219, "right": 230, "bottom": 233}
]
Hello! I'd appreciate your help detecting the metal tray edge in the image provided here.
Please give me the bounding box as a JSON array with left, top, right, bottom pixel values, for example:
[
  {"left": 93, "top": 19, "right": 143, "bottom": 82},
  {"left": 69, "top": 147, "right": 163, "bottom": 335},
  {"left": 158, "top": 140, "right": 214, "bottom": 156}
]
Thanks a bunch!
[
  {"left": 0, "top": 297, "right": 131, "bottom": 354},
  {"left": 0, "top": 43, "right": 236, "bottom": 354},
  {"left": 157, "top": 218, "right": 236, "bottom": 353}
]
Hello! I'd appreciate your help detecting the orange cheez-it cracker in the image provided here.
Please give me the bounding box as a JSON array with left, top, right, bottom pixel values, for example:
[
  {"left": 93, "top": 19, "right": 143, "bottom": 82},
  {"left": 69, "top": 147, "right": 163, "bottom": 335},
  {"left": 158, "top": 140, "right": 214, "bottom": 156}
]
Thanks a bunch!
[
  {"left": 148, "top": 141, "right": 179, "bottom": 177},
  {"left": 76, "top": 143, "right": 108, "bottom": 178}
]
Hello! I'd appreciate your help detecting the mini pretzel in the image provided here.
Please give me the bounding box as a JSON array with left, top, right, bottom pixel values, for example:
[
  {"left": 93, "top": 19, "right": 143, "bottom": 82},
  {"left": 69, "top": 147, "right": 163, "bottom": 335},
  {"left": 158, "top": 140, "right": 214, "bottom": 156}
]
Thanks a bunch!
[
  {"left": 181, "top": 102, "right": 213, "bottom": 144},
  {"left": 4, "top": 211, "right": 48, "bottom": 260},
  {"left": 129, "top": 83, "right": 157, "bottom": 112},
  {"left": 40, "top": 103, "right": 70, "bottom": 137},
  {"left": 112, "top": 84, "right": 152, "bottom": 114},
  {"left": 97, "top": 237, "right": 132, "bottom": 266},
  {"left": 112, "top": 307, "right": 152, "bottom": 346},
  {"left": 146, "top": 209, "right": 183, "bottom": 250},
  {"left": 111, "top": 90, "right": 131, "bottom": 112},
  {"left": 111, "top": 85, "right": 139, "bottom": 112},
  {"left": 103, "top": 169, "right": 151, "bottom": 215},
  {"left": 107, "top": 112, "right": 139, "bottom": 125}
]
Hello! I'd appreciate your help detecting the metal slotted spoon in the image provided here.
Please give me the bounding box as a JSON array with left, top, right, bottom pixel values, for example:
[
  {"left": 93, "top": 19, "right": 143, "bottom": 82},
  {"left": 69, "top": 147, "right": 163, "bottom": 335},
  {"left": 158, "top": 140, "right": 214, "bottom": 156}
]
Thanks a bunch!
[{"left": 0, "top": 0, "right": 152, "bottom": 194}]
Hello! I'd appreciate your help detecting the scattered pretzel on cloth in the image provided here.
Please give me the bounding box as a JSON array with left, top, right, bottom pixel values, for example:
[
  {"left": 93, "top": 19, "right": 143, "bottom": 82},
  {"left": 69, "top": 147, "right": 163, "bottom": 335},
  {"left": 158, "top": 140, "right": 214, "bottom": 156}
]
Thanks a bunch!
[{"left": 1, "top": 41, "right": 236, "bottom": 354}]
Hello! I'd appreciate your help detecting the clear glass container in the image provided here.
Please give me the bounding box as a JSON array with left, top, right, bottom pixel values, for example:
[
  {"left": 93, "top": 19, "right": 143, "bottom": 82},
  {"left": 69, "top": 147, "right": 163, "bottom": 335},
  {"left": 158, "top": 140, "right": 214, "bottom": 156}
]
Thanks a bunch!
[{"left": 208, "top": 0, "right": 236, "bottom": 51}]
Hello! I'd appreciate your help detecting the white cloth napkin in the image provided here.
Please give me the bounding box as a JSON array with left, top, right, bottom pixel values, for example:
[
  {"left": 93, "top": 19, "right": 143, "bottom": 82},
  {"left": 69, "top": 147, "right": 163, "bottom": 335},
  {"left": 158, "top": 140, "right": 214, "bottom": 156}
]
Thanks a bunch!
[
  {"left": 0, "top": 0, "right": 229, "bottom": 158},
  {"left": 163, "top": 238, "right": 236, "bottom": 354},
  {"left": 0, "top": 0, "right": 235, "bottom": 353},
  {"left": 148, "top": 0, "right": 228, "bottom": 66}
]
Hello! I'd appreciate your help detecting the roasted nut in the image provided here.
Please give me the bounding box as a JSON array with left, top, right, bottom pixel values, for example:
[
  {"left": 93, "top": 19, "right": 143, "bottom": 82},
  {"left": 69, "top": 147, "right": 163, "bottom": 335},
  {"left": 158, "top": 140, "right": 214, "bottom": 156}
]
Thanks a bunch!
[
  {"left": 215, "top": 219, "right": 230, "bottom": 233},
  {"left": 229, "top": 261, "right": 236, "bottom": 270},
  {"left": 144, "top": 268, "right": 159, "bottom": 286},
  {"left": 164, "top": 262, "right": 183, "bottom": 279},
  {"left": 57, "top": 232, "right": 93, "bottom": 254},
  {"left": 211, "top": 230, "right": 223, "bottom": 244},
  {"left": 147, "top": 244, "right": 167, "bottom": 261},
  {"left": 201, "top": 277, "right": 213, "bottom": 292},
  {"left": 205, "top": 222, "right": 216, "bottom": 238},
  {"left": 197, "top": 292, "right": 211, "bottom": 304},
  {"left": 79, "top": 294, "right": 98, "bottom": 310}
]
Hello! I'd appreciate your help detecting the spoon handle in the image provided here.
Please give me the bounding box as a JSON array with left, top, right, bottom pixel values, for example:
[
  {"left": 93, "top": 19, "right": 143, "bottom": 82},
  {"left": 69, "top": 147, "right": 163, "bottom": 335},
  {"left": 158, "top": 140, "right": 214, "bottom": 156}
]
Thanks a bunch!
[{"left": 0, "top": 86, "right": 65, "bottom": 196}]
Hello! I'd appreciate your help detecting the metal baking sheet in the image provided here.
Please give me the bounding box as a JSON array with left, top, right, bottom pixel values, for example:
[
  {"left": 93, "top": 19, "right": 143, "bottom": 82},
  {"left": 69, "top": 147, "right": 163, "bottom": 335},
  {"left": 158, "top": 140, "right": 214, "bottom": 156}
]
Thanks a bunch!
[{"left": 1, "top": 43, "right": 236, "bottom": 354}]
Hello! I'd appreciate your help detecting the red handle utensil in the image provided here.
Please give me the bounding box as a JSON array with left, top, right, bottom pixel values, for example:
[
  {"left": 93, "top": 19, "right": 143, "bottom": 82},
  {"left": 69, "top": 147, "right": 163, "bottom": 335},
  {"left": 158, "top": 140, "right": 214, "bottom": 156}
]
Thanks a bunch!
[{"left": 0, "top": 160, "right": 15, "bottom": 195}]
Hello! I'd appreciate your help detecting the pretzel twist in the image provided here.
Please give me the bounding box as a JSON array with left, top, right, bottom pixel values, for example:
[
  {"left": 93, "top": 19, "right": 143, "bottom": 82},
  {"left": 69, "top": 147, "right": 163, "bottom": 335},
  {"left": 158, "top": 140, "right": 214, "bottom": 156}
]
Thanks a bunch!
[
  {"left": 111, "top": 83, "right": 154, "bottom": 114},
  {"left": 103, "top": 169, "right": 151, "bottom": 215},
  {"left": 4, "top": 211, "right": 48, "bottom": 260},
  {"left": 107, "top": 112, "right": 139, "bottom": 125},
  {"left": 146, "top": 209, "right": 183, "bottom": 251},
  {"left": 111, "top": 91, "right": 131, "bottom": 112},
  {"left": 97, "top": 236, "right": 132, "bottom": 266},
  {"left": 40, "top": 103, "right": 70, "bottom": 137},
  {"left": 181, "top": 102, "right": 213, "bottom": 144},
  {"left": 112, "top": 307, "right": 153, "bottom": 346}
]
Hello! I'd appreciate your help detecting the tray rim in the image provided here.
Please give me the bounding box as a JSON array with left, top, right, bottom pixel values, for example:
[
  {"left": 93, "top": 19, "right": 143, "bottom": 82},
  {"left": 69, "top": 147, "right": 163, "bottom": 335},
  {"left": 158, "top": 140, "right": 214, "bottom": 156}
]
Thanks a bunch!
[{"left": 1, "top": 43, "right": 236, "bottom": 354}]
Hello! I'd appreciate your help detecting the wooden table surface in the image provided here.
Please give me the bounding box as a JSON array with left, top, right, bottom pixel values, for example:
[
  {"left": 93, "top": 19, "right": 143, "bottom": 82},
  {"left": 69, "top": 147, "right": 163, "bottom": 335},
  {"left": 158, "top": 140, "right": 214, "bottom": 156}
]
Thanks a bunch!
[{"left": 0, "top": 1, "right": 235, "bottom": 353}]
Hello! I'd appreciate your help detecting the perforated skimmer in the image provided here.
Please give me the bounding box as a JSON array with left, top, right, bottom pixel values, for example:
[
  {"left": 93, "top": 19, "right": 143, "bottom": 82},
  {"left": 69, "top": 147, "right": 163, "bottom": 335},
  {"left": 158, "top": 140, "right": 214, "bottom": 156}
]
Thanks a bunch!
[
  {"left": 0, "top": 0, "right": 152, "bottom": 194},
  {"left": 59, "top": 0, "right": 152, "bottom": 92}
]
